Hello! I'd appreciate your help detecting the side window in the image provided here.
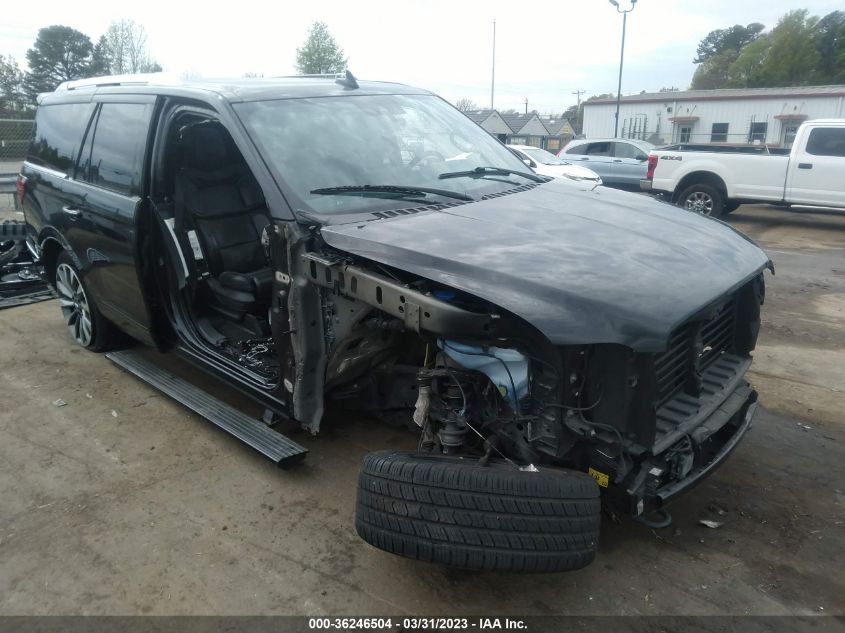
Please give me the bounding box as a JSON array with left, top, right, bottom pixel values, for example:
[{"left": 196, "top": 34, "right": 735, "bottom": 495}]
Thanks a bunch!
[
  {"left": 82, "top": 103, "right": 152, "bottom": 196},
  {"left": 585, "top": 142, "right": 611, "bottom": 156},
  {"left": 612, "top": 142, "right": 638, "bottom": 159},
  {"left": 565, "top": 144, "right": 586, "bottom": 155},
  {"left": 805, "top": 128, "right": 845, "bottom": 157},
  {"left": 27, "top": 103, "right": 95, "bottom": 173}
]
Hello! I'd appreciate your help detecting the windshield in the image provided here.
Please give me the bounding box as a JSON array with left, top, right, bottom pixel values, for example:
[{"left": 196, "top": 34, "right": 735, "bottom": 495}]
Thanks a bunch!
[
  {"left": 234, "top": 94, "right": 534, "bottom": 216},
  {"left": 519, "top": 147, "right": 566, "bottom": 166}
]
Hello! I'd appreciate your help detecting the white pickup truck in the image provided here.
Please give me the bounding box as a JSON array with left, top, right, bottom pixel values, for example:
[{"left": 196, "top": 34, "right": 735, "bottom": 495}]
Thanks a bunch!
[{"left": 640, "top": 119, "right": 845, "bottom": 217}]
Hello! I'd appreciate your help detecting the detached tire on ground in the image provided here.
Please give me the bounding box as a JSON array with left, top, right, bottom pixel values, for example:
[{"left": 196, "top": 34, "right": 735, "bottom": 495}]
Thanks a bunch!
[{"left": 355, "top": 451, "right": 601, "bottom": 573}]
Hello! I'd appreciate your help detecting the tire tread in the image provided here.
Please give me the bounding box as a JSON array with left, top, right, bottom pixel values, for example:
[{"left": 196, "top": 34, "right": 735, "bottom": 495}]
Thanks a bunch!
[{"left": 355, "top": 451, "right": 601, "bottom": 573}]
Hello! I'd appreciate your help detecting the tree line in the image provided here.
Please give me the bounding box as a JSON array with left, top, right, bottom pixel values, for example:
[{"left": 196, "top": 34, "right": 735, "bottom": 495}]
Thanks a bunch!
[
  {"left": 0, "top": 20, "right": 161, "bottom": 116},
  {"left": 691, "top": 9, "right": 844, "bottom": 89}
]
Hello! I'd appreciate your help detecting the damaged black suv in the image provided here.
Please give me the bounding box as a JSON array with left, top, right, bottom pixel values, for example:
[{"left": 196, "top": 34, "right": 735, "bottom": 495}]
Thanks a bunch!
[{"left": 19, "top": 73, "right": 770, "bottom": 573}]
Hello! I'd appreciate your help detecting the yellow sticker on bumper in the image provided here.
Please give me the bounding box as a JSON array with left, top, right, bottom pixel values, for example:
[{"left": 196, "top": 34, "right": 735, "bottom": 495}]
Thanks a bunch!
[{"left": 588, "top": 467, "right": 609, "bottom": 488}]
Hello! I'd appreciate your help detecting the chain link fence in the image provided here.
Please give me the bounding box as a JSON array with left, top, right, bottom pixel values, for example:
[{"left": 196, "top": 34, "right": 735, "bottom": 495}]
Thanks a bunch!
[
  {"left": 0, "top": 120, "right": 32, "bottom": 211},
  {"left": 0, "top": 119, "right": 34, "bottom": 163}
]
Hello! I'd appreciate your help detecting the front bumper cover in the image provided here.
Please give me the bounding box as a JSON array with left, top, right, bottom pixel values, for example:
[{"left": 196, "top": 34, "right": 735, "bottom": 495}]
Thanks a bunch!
[{"left": 607, "top": 384, "right": 758, "bottom": 516}]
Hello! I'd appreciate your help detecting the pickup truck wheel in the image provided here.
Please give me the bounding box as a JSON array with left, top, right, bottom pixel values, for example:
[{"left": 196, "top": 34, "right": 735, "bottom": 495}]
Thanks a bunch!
[
  {"left": 678, "top": 184, "right": 724, "bottom": 218},
  {"left": 355, "top": 451, "right": 601, "bottom": 573},
  {"left": 54, "top": 251, "right": 121, "bottom": 352}
]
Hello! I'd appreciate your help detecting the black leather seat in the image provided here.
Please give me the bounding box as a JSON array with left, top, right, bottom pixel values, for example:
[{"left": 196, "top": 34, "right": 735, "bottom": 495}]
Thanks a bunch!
[{"left": 174, "top": 125, "right": 273, "bottom": 320}]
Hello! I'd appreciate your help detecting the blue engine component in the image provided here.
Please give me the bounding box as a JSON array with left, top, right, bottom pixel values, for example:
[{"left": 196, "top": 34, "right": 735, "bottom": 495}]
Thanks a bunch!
[{"left": 439, "top": 340, "right": 529, "bottom": 410}]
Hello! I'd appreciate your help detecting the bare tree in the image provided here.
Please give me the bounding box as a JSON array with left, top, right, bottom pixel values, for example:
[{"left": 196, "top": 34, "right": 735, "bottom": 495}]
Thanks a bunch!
[
  {"left": 100, "top": 19, "right": 162, "bottom": 74},
  {"left": 454, "top": 98, "right": 479, "bottom": 112}
]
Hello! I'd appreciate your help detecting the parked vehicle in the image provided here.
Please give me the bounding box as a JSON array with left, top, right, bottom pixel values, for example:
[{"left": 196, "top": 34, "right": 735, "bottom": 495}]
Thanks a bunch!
[
  {"left": 558, "top": 138, "right": 654, "bottom": 188},
  {"left": 19, "top": 73, "right": 770, "bottom": 573},
  {"left": 507, "top": 144, "right": 602, "bottom": 185},
  {"left": 641, "top": 119, "right": 845, "bottom": 217}
]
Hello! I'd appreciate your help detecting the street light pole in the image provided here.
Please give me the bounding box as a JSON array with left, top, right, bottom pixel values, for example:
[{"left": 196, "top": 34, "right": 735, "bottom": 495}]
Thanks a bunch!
[
  {"left": 610, "top": 0, "right": 637, "bottom": 138},
  {"left": 490, "top": 20, "right": 496, "bottom": 109}
]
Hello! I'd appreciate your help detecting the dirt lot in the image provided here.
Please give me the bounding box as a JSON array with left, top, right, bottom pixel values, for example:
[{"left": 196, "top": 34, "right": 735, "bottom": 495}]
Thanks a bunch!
[{"left": 0, "top": 204, "right": 843, "bottom": 617}]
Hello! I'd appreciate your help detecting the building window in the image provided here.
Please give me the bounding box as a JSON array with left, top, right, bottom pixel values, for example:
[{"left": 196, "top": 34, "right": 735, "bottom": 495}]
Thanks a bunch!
[
  {"left": 711, "top": 123, "right": 729, "bottom": 143},
  {"left": 748, "top": 122, "right": 767, "bottom": 143},
  {"left": 679, "top": 126, "right": 692, "bottom": 143}
]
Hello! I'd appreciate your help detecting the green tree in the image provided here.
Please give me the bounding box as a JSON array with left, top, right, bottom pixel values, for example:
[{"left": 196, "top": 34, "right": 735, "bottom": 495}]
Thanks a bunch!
[
  {"left": 295, "top": 22, "right": 347, "bottom": 75},
  {"left": 691, "top": 50, "right": 737, "bottom": 89},
  {"left": 691, "top": 23, "right": 764, "bottom": 90},
  {"left": 90, "top": 36, "right": 112, "bottom": 76},
  {"left": 0, "top": 55, "right": 27, "bottom": 114},
  {"left": 694, "top": 23, "right": 765, "bottom": 64},
  {"left": 813, "top": 11, "right": 845, "bottom": 83},
  {"left": 752, "top": 10, "right": 821, "bottom": 86},
  {"left": 24, "top": 25, "right": 96, "bottom": 100},
  {"left": 726, "top": 36, "right": 772, "bottom": 87}
]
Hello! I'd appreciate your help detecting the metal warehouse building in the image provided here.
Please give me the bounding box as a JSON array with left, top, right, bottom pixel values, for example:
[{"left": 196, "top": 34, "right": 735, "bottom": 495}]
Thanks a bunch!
[{"left": 583, "top": 85, "right": 845, "bottom": 148}]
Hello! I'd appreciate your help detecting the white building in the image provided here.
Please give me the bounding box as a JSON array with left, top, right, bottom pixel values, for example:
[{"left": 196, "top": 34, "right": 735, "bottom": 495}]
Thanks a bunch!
[{"left": 582, "top": 85, "right": 845, "bottom": 148}]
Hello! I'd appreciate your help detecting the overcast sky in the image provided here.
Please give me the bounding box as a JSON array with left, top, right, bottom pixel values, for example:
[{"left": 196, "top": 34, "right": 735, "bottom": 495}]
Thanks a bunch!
[{"left": 2, "top": 0, "right": 842, "bottom": 113}]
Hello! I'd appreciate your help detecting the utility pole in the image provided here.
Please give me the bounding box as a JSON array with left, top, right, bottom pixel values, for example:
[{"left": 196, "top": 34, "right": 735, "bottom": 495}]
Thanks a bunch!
[
  {"left": 609, "top": 0, "right": 637, "bottom": 138},
  {"left": 572, "top": 89, "right": 585, "bottom": 132},
  {"left": 490, "top": 20, "right": 496, "bottom": 109},
  {"left": 524, "top": 98, "right": 528, "bottom": 114}
]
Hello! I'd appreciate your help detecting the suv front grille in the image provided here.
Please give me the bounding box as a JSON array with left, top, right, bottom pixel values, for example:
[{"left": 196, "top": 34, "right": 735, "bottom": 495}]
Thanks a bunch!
[{"left": 654, "top": 297, "right": 737, "bottom": 407}]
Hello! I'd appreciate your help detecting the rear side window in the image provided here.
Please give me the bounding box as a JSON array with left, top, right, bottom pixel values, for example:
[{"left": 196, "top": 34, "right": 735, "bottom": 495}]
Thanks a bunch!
[
  {"left": 805, "top": 127, "right": 845, "bottom": 158},
  {"left": 80, "top": 103, "right": 152, "bottom": 196},
  {"left": 27, "top": 103, "right": 95, "bottom": 173},
  {"left": 585, "top": 142, "right": 611, "bottom": 156}
]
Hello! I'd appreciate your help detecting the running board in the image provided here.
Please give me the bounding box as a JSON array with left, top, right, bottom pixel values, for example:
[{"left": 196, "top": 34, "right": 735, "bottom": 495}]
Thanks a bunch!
[{"left": 106, "top": 349, "right": 308, "bottom": 467}]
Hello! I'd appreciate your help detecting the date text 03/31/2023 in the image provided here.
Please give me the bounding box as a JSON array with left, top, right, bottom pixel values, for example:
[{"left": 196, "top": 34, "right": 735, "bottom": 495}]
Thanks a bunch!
[{"left": 307, "top": 617, "right": 528, "bottom": 630}]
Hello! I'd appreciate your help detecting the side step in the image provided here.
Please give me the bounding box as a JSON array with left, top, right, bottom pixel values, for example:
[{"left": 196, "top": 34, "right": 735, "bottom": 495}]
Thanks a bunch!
[{"left": 106, "top": 349, "right": 308, "bottom": 467}]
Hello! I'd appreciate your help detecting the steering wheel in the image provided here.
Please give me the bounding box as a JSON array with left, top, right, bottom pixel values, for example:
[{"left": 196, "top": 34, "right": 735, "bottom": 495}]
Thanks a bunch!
[{"left": 408, "top": 151, "right": 446, "bottom": 169}]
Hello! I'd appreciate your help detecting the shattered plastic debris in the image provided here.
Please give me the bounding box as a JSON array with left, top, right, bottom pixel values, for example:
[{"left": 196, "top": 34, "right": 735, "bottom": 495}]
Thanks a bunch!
[
  {"left": 699, "top": 519, "right": 723, "bottom": 529},
  {"left": 52, "top": 399, "right": 66, "bottom": 407}
]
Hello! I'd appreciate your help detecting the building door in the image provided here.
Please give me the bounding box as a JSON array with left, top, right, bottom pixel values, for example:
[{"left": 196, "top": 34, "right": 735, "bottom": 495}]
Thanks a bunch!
[{"left": 782, "top": 124, "right": 799, "bottom": 148}]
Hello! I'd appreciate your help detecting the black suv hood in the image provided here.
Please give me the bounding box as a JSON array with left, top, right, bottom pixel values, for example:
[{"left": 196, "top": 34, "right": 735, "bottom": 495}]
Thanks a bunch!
[{"left": 319, "top": 180, "right": 771, "bottom": 351}]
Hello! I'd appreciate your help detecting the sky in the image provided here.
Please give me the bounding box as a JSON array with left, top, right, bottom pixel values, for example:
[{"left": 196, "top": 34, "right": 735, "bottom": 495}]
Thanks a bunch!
[{"left": 2, "top": 0, "right": 843, "bottom": 114}]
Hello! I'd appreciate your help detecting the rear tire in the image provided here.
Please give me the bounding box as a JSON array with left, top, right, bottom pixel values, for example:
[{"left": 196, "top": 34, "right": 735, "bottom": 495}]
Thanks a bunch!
[
  {"left": 54, "top": 251, "right": 121, "bottom": 352},
  {"left": 355, "top": 451, "right": 601, "bottom": 573},
  {"left": 677, "top": 183, "right": 725, "bottom": 218}
]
